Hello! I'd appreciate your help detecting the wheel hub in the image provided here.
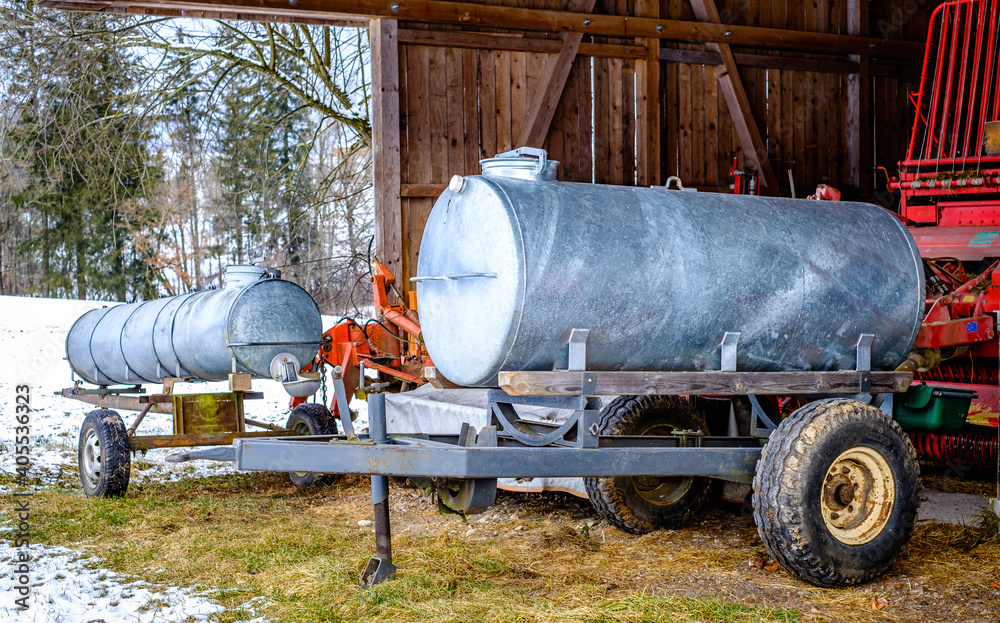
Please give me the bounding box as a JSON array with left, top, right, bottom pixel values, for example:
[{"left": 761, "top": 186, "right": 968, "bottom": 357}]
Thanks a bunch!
[
  {"left": 81, "top": 428, "right": 103, "bottom": 488},
  {"left": 820, "top": 446, "right": 896, "bottom": 545},
  {"left": 630, "top": 422, "right": 694, "bottom": 507}
]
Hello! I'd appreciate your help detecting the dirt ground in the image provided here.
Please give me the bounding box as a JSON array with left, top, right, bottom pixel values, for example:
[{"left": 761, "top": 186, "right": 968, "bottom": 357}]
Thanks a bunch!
[{"left": 344, "top": 471, "right": 1000, "bottom": 623}]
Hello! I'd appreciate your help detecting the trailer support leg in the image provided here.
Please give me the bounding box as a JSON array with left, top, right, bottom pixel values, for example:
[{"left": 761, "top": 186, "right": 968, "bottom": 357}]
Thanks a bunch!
[{"left": 360, "top": 392, "right": 397, "bottom": 588}]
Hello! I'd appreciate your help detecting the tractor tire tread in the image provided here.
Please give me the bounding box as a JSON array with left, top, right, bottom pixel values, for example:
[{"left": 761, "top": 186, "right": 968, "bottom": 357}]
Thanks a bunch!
[
  {"left": 752, "top": 398, "right": 920, "bottom": 587},
  {"left": 585, "top": 395, "right": 712, "bottom": 535},
  {"left": 79, "top": 409, "right": 131, "bottom": 498},
  {"left": 286, "top": 403, "right": 339, "bottom": 487}
]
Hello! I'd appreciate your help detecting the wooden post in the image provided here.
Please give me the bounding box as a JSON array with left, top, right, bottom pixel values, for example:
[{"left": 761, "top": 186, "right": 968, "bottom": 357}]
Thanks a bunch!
[
  {"left": 847, "top": 0, "right": 871, "bottom": 194},
  {"left": 688, "top": 0, "right": 780, "bottom": 194},
  {"left": 635, "top": 0, "right": 660, "bottom": 186},
  {"left": 370, "top": 18, "right": 403, "bottom": 286}
]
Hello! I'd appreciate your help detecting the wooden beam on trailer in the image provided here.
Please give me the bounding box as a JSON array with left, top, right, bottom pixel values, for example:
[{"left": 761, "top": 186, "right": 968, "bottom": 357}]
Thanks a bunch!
[
  {"left": 518, "top": 0, "right": 597, "bottom": 149},
  {"left": 847, "top": 0, "right": 872, "bottom": 193},
  {"left": 370, "top": 19, "right": 403, "bottom": 285},
  {"left": 688, "top": 0, "right": 780, "bottom": 194},
  {"left": 498, "top": 370, "right": 914, "bottom": 397},
  {"left": 38, "top": 0, "right": 923, "bottom": 59}
]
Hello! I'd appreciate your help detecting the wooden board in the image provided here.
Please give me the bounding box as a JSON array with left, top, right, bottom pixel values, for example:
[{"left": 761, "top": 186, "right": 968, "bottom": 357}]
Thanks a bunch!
[
  {"left": 370, "top": 19, "right": 402, "bottom": 278},
  {"left": 498, "top": 370, "right": 914, "bottom": 397}
]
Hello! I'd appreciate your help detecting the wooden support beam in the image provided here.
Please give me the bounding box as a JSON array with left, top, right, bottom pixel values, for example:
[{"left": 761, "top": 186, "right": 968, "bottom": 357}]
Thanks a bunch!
[
  {"left": 688, "top": 0, "right": 780, "bottom": 194},
  {"left": 634, "top": 0, "right": 660, "bottom": 186},
  {"left": 517, "top": 0, "right": 597, "bottom": 149},
  {"left": 398, "top": 29, "right": 646, "bottom": 59},
  {"left": 38, "top": 0, "right": 923, "bottom": 59},
  {"left": 370, "top": 19, "right": 403, "bottom": 283},
  {"left": 847, "top": 0, "right": 872, "bottom": 193},
  {"left": 659, "top": 48, "right": 919, "bottom": 78},
  {"left": 498, "top": 370, "right": 913, "bottom": 397}
]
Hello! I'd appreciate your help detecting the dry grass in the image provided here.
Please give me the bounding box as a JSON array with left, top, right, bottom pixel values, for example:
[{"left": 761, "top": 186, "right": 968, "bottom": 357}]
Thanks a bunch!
[{"left": 10, "top": 470, "right": 1000, "bottom": 623}]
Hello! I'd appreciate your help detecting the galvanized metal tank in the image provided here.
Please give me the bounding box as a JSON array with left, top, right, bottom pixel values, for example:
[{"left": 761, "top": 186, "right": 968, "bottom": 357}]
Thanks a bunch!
[
  {"left": 415, "top": 158, "right": 925, "bottom": 387},
  {"left": 66, "top": 265, "right": 323, "bottom": 385}
]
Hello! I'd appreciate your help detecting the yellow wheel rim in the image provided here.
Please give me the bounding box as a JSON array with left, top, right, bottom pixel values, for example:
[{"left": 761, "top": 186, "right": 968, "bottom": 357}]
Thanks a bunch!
[{"left": 820, "top": 446, "right": 895, "bottom": 545}]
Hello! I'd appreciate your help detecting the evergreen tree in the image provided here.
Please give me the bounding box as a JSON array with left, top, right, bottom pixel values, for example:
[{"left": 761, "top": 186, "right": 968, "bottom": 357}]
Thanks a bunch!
[{"left": 2, "top": 9, "right": 162, "bottom": 301}]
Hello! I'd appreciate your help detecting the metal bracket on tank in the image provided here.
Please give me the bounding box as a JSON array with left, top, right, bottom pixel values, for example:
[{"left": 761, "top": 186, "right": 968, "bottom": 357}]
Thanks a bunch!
[
  {"left": 855, "top": 333, "right": 875, "bottom": 394},
  {"left": 552, "top": 328, "right": 590, "bottom": 373},
  {"left": 720, "top": 332, "right": 741, "bottom": 372},
  {"left": 567, "top": 328, "right": 590, "bottom": 372}
]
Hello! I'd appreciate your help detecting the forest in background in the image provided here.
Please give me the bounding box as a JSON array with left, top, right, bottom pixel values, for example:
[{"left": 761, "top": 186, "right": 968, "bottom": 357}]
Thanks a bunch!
[{"left": 0, "top": 2, "right": 376, "bottom": 314}]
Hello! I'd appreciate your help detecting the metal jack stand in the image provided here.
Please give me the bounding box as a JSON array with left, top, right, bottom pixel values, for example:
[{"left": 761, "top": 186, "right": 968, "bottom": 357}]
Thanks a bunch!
[{"left": 359, "top": 386, "right": 397, "bottom": 588}]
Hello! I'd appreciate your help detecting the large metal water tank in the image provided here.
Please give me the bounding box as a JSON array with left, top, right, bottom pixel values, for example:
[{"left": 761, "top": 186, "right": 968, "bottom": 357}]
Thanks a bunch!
[
  {"left": 66, "top": 265, "right": 322, "bottom": 385},
  {"left": 415, "top": 165, "right": 925, "bottom": 387}
]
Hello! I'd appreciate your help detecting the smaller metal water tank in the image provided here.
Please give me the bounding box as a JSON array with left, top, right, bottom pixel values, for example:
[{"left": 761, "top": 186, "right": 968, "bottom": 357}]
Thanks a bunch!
[{"left": 66, "top": 265, "right": 323, "bottom": 385}]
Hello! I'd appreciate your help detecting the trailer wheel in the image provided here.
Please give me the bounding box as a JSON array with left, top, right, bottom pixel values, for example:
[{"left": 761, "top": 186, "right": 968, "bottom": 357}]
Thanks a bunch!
[
  {"left": 584, "top": 395, "right": 711, "bottom": 534},
  {"left": 78, "top": 409, "right": 131, "bottom": 498},
  {"left": 752, "top": 398, "right": 920, "bottom": 587},
  {"left": 286, "top": 403, "right": 339, "bottom": 488}
]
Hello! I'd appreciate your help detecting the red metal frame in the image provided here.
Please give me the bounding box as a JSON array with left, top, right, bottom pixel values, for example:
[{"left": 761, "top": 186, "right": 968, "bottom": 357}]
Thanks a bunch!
[
  {"left": 873, "top": 0, "right": 1000, "bottom": 445},
  {"left": 892, "top": 0, "right": 1000, "bottom": 224}
]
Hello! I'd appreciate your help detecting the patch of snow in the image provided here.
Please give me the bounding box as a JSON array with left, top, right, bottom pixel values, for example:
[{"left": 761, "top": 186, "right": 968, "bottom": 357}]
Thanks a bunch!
[{"left": 0, "top": 543, "right": 268, "bottom": 622}]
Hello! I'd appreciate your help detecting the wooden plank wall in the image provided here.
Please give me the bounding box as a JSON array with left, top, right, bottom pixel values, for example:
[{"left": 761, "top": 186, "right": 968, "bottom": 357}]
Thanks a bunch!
[
  {"left": 397, "top": 0, "right": 652, "bottom": 284},
  {"left": 661, "top": 0, "right": 928, "bottom": 198},
  {"left": 391, "top": 0, "right": 929, "bottom": 284}
]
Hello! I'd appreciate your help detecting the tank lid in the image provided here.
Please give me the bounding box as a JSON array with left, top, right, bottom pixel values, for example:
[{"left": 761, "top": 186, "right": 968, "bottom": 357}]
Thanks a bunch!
[
  {"left": 480, "top": 146, "right": 558, "bottom": 181},
  {"left": 225, "top": 264, "right": 279, "bottom": 288}
]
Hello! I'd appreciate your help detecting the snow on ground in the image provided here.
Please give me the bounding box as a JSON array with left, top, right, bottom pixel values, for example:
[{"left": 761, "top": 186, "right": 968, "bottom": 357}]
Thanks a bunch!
[
  {"left": 0, "top": 294, "right": 361, "bottom": 622},
  {"left": 0, "top": 544, "right": 267, "bottom": 623}
]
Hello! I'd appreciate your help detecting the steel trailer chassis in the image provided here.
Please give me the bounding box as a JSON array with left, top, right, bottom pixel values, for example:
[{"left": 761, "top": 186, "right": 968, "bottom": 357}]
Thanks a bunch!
[{"left": 174, "top": 332, "right": 918, "bottom": 588}]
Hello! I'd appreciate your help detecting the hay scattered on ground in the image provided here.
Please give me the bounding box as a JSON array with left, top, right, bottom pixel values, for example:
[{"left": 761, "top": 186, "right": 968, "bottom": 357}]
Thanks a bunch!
[{"left": 12, "top": 471, "right": 1000, "bottom": 623}]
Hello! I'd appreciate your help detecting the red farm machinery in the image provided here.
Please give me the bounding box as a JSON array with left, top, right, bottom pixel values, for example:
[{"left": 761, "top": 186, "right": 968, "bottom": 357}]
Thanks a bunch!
[
  {"left": 883, "top": 0, "right": 1000, "bottom": 472},
  {"left": 289, "top": 260, "right": 430, "bottom": 418}
]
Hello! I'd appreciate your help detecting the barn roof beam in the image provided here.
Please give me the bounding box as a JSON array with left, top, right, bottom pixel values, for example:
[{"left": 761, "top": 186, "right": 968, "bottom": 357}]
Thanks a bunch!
[{"left": 38, "top": 0, "right": 923, "bottom": 60}]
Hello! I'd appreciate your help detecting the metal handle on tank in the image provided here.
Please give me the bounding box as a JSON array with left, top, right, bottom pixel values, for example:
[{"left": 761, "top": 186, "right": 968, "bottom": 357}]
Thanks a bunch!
[
  {"left": 494, "top": 147, "right": 548, "bottom": 175},
  {"left": 410, "top": 273, "right": 498, "bottom": 283}
]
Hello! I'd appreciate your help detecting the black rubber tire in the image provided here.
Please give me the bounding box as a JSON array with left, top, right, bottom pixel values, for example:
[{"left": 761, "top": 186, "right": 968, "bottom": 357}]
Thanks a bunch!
[
  {"left": 752, "top": 398, "right": 920, "bottom": 587},
  {"left": 78, "top": 409, "right": 131, "bottom": 498},
  {"left": 584, "top": 395, "right": 712, "bottom": 534},
  {"left": 285, "top": 403, "right": 339, "bottom": 488}
]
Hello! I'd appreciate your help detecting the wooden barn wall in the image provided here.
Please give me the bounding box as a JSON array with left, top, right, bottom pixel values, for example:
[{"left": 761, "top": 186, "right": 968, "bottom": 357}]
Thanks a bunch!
[
  {"left": 392, "top": 0, "right": 930, "bottom": 284},
  {"left": 660, "top": 0, "right": 929, "bottom": 197},
  {"left": 396, "top": 0, "right": 655, "bottom": 284}
]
